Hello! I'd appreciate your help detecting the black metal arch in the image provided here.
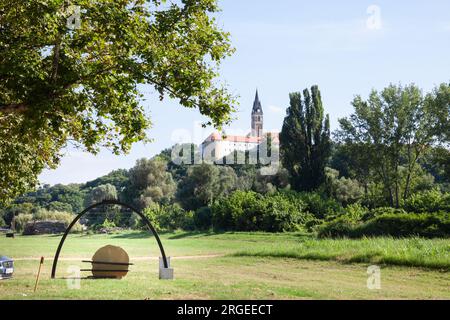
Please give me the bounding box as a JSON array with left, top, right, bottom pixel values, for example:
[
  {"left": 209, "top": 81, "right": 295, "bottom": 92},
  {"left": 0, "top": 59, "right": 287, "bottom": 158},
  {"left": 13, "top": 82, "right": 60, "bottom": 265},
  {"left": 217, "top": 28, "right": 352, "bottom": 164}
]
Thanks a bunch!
[{"left": 51, "top": 199, "right": 168, "bottom": 279}]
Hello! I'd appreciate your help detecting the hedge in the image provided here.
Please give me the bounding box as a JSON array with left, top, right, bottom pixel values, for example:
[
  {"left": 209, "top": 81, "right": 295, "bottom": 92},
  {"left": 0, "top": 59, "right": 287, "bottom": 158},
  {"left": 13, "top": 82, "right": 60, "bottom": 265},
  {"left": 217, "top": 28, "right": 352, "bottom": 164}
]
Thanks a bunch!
[{"left": 318, "top": 212, "right": 450, "bottom": 238}]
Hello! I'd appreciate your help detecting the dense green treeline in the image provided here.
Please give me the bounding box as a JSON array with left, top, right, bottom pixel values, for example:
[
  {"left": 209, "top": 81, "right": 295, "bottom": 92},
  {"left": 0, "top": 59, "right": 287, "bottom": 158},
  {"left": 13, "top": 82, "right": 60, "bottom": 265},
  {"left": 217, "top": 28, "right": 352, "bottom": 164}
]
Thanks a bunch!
[{"left": 1, "top": 83, "right": 449, "bottom": 238}]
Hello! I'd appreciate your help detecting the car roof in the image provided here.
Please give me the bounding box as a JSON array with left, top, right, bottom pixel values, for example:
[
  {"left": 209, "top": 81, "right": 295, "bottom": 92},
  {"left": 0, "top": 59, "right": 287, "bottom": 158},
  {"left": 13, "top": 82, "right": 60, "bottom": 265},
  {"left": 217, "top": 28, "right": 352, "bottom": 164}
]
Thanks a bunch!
[{"left": 0, "top": 256, "right": 13, "bottom": 261}]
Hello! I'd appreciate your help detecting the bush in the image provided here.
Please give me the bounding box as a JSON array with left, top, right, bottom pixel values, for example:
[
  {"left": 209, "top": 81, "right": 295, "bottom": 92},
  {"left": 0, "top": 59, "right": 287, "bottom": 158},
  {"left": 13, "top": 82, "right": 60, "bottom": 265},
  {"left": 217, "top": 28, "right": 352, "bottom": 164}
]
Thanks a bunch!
[
  {"left": 317, "top": 216, "right": 357, "bottom": 238},
  {"left": 194, "top": 207, "right": 213, "bottom": 230},
  {"left": 342, "top": 203, "right": 367, "bottom": 222},
  {"left": 356, "top": 213, "right": 450, "bottom": 238},
  {"left": 14, "top": 214, "right": 34, "bottom": 232},
  {"left": 101, "top": 218, "right": 116, "bottom": 229},
  {"left": 143, "top": 203, "right": 194, "bottom": 231},
  {"left": 294, "top": 191, "right": 342, "bottom": 219},
  {"left": 318, "top": 212, "right": 450, "bottom": 238},
  {"left": 403, "top": 190, "right": 450, "bottom": 213},
  {"left": 362, "top": 207, "right": 407, "bottom": 221},
  {"left": 211, "top": 190, "right": 314, "bottom": 232},
  {"left": 14, "top": 209, "right": 82, "bottom": 233}
]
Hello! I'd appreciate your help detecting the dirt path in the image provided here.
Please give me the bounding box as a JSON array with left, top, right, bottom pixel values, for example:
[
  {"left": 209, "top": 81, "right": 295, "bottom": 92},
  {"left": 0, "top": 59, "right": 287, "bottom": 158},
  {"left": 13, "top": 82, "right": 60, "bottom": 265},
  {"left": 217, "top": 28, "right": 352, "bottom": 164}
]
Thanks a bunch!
[{"left": 13, "top": 254, "right": 225, "bottom": 261}]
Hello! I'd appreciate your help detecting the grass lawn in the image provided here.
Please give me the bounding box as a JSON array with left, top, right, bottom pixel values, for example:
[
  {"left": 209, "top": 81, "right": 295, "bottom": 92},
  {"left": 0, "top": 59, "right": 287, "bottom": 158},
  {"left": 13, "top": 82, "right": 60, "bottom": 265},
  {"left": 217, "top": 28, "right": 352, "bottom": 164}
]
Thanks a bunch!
[{"left": 0, "top": 231, "right": 449, "bottom": 300}]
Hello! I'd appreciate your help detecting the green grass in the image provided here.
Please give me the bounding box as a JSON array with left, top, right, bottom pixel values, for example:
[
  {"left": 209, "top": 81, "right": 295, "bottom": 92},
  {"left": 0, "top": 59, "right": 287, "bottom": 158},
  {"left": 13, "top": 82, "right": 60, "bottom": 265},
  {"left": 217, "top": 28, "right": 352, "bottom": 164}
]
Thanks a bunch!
[
  {"left": 0, "top": 231, "right": 449, "bottom": 299},
  {"left": 231, "top": 236, "right": 450, "bottom": 270}
]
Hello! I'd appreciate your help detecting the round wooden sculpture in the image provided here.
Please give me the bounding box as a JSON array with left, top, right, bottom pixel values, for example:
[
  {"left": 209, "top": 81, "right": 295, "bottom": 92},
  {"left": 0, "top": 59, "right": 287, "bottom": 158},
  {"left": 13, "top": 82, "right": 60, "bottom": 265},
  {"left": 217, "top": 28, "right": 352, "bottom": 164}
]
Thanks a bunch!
[{"left": 91, "top": 245, "right": 130, "bottom": 279}]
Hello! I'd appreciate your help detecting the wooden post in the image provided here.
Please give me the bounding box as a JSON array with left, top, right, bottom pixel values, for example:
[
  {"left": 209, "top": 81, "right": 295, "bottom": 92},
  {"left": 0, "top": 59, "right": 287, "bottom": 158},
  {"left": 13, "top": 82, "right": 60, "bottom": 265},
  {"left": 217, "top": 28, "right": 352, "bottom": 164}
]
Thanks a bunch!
[{"left": 34, "top": 257, "right": 44, "bottom": 293}]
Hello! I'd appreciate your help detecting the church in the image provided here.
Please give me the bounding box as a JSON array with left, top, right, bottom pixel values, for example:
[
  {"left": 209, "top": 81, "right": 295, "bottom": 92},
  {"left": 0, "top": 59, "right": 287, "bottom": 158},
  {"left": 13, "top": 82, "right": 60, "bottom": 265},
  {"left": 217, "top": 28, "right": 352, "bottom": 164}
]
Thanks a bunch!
[{"left": 201, "top": 90, "right": 280, "bottom": 162}]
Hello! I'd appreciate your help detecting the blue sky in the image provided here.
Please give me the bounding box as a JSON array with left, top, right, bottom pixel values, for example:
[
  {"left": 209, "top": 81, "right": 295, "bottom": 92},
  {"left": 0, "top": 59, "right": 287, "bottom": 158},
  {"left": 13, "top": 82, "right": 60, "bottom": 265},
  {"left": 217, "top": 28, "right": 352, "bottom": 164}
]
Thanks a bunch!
[{"left": 39, "top": 0, "right": 450, "bottom": 185}]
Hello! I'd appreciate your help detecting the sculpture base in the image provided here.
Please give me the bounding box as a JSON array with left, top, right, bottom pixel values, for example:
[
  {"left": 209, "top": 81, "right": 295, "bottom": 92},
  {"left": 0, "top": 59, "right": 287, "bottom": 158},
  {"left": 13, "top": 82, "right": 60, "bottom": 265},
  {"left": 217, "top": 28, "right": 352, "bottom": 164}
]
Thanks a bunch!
[{"left": 159, "top": 267, "right": 174, "bottom": 280}]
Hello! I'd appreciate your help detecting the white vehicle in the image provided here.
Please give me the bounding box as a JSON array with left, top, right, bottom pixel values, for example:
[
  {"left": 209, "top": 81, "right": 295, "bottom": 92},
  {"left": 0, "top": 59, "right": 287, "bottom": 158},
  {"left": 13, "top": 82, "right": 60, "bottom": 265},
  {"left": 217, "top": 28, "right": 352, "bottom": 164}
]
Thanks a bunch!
[{"left": 0, "top": 256, "right": 14, "bottom": 279}]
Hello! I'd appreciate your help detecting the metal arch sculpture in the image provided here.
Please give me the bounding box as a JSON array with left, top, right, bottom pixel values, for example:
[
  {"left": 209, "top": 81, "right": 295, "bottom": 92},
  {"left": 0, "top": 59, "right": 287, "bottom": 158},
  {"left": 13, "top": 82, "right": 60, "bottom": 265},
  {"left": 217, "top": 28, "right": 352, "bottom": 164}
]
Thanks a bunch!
[{"left": 51, "top": 199, "right": 168, "bottom": 279}]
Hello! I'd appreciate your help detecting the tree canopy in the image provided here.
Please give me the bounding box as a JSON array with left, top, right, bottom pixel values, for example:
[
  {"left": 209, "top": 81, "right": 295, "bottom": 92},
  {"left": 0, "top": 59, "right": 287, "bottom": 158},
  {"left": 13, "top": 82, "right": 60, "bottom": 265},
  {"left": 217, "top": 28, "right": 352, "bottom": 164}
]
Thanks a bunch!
[
  {"left": 336, "top": 83, "right": 449, "bottom": 207},
  {"left": 0, "top": 0, "right": 235, "bottom": 203},
  {"left": 280, "top": 85, "right": 331, "bottom": 191}
]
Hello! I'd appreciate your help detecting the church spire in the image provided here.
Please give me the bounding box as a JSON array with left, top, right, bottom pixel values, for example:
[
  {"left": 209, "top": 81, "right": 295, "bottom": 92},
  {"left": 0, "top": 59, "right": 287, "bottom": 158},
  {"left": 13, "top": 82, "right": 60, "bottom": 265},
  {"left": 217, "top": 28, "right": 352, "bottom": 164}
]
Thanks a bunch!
[
  {"left": 252, "top": 89, "right": 263, "bottom": 114},
  {"left": 251, "top": 89, "right": 263, "bottom": 137}
]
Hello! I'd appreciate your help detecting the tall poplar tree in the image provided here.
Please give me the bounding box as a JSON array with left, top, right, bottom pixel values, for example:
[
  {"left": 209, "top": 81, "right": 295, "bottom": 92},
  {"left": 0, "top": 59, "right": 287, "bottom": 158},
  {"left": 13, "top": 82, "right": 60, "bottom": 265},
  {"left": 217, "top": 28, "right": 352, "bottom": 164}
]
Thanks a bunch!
[{"left": 280, "top": 85, "right": 331, "bottom": 191}]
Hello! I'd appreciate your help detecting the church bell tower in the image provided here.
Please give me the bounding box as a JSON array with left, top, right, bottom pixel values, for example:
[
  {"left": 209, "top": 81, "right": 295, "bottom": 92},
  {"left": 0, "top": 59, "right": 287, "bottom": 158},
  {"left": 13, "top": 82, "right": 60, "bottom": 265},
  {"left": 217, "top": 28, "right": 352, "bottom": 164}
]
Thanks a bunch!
[{"left": 251, "top": 90, "right": 264, "bottom": 137}]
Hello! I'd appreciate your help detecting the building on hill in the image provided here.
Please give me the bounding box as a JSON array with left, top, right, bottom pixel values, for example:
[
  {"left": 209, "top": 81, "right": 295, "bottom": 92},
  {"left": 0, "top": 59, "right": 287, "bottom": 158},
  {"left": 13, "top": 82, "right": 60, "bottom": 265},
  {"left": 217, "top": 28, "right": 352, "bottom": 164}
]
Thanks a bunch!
[{"left": 201, "top": 90, "right": 279, "bottom": 163}]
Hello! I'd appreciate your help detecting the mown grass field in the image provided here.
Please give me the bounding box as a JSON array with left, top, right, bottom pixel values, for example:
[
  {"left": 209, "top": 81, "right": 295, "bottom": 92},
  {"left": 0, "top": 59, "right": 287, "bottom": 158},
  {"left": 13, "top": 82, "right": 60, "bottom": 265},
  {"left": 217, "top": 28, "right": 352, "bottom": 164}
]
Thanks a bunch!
[{"left": 0, "top": 231, "right": 449, "bottom": 300}]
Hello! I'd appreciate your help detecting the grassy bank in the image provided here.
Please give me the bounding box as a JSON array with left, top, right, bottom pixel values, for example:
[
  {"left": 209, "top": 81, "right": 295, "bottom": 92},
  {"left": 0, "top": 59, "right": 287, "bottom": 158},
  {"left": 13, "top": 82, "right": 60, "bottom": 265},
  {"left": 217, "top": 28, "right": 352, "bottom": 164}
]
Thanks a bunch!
[
  {"left": 0, "top": 231, "right": 449, "bottom": 299},
  {"left": 231, "top": 237, "right": 450, "bottom": 270}
]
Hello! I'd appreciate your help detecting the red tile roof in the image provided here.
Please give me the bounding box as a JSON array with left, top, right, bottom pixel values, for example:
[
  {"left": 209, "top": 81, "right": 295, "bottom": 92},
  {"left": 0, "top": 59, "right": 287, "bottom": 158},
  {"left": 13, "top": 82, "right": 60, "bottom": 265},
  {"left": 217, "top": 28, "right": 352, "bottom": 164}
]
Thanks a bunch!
[{"left": 204, "top": 132, "right": 279, "bottom": 144}]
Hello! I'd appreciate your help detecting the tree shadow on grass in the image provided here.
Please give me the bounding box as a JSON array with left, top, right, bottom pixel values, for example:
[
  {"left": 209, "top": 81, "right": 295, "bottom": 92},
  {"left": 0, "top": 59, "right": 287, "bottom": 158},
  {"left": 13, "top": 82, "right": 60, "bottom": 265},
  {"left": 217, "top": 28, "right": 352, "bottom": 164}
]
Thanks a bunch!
[
  {"left": 110, "top": 231, "right": 155, "bottom": 239},
  {"left": 110, "top": 230, "right": 228, "bottom": 240},
  {"left": 166, "top": 231, "right": 226, "bottom": 240}
]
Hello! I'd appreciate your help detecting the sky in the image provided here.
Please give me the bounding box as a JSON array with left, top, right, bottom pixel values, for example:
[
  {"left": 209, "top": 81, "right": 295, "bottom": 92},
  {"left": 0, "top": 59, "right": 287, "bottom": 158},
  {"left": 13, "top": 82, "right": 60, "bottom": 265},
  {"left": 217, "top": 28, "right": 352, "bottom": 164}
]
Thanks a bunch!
[{"left": 39, "top": 0, "right": 450, "bottom": 185}]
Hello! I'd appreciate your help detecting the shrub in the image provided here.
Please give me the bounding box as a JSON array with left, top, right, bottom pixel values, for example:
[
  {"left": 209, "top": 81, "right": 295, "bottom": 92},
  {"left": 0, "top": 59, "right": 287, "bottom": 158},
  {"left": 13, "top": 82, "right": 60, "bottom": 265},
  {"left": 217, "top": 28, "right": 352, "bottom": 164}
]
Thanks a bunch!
[
  {"left": 317, "top": 216, "right": 358, "bottom": 238},
  {"left": 362, "top": 207, "right": 407, "bottom": 221},
  {"left": 14, "top": 214, "right": 34, "bottom": 232},
  {"left": 356, "top": 213, "right": 450, "bottom": 238},
  {"left": 211, "top": 190, "right": 260, "bottom": 231},
  {"left": 342, "top": 203, "right": 367, "bottom": 222},
  {"left": 33, "top": 209, "right": 83, "bottom": 232},
  {"left": 318, "top": 212, "right": 450, "bottom": 238},
  {"left": 294, "top": 191, "right": 342, "bottom": 219},
  {"left": 194, "top": 207, "right": 213, "bottom": 230},
  {"left": 101, "top": 218, "right": 116, "bottom": 229},
  {"left": 403, "top": 190, "right": 450, "bottom": 213},
  {"left": 143, "top": 203, "right": 194, "bottom": 231},
  {"left": 211, "top": 190, "right": 314, "bottom": 232},
  {"left": 47, "top": 201, "right": 73, "bottom": 213},
  {"left": 14, "top": 209, "right": 82, "bottom": 233}
]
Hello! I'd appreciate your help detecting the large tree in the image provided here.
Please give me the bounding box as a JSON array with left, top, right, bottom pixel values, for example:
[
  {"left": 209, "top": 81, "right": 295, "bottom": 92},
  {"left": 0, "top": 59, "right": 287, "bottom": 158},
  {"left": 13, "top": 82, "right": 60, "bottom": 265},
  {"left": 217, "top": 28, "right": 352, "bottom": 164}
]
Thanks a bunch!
[
  {"left": 280, "top": 85, "right": 331, "bottom": 191},
  {"left": 336, "top": 83, "right": 449, "bottom": 207},
  {"left": 176, "top": 163, "right": 237, "bottom": 210},
  {"left": 126, "top": 157, "right": 176, "bottom": 209},
  {"left": 0, "top": 0, "right": 235, "bottom": 203}
]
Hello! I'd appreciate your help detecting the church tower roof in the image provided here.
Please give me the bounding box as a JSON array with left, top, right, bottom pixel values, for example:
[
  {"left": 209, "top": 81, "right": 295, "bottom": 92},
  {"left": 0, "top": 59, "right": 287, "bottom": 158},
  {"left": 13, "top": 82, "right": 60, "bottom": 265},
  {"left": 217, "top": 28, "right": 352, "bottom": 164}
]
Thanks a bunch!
[{"left": 252, "top": 89, "right": 263, "bottom": 114}]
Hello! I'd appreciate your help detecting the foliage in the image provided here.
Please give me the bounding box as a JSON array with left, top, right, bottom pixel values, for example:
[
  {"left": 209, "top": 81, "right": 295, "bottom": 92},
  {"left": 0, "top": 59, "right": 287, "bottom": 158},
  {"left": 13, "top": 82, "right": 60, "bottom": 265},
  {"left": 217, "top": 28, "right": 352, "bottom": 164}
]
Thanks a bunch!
[
  {"left": 127, "top": 157, "right": 177, "bottom": 209},
  {"left": 318, "top": 212, "right": 449, "bottom": 239},
  {"left": 143, "top": 202, "right": 194, "bottom": 232},
  {"left": 0, "top": 202, "right": 35, "bottom": 227},
  {"left": 194, "top": 207, "right": 213, "bottom": 230},
  {"left": 336, "top": 83, "right": 450, "bottom": 207},
  {"left": 280, "top": 85, "right": 331, "bottom": 191},
  {"left": 324, "top": 168, "right": 364, "bottom": 205},
  {"left": 402, "top": 189, "right": 450, "bottom": 213},
  {"left": 293, "top": 191, "right": 342, "bottom": 219},
  {"left": 13, "top": 214, "right": 34, "bottom": 233},
  {"left": 420, "top": 147, "right": 450, "bottom": 186},
  {"left": 47, "top": 201, "right": 73, "bottom": 212},
  {"left": 86, "top": 183, "right": 118, "bottom": 205},
  {"left": 84, "top": 169, "right": 129, "bottom": 194},
  {"left": 177, "top": 164, "right": 238, "bottom": 210},
  {"left": 211, "top": 190, "right": 314, "bottom": 232},
  {"left": 101, "top": 218, "right": 116, "bottom": 229},
  {"left": 14, "top": 208, "right": 82, "bottom": 233},
  {"left": 0, "top": 0, "right": 236, "bottom": 204},
  {"left": 361, "top": 207, "right": 407, "bottom": 221}
]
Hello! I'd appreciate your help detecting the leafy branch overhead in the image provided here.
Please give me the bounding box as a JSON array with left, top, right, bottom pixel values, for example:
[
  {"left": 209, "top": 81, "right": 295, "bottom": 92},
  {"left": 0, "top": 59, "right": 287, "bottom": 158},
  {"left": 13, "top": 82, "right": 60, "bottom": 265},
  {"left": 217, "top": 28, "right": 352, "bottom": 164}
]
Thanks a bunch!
[{"left": 0, "top": 0, "right": 236, "bottom": 203}]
